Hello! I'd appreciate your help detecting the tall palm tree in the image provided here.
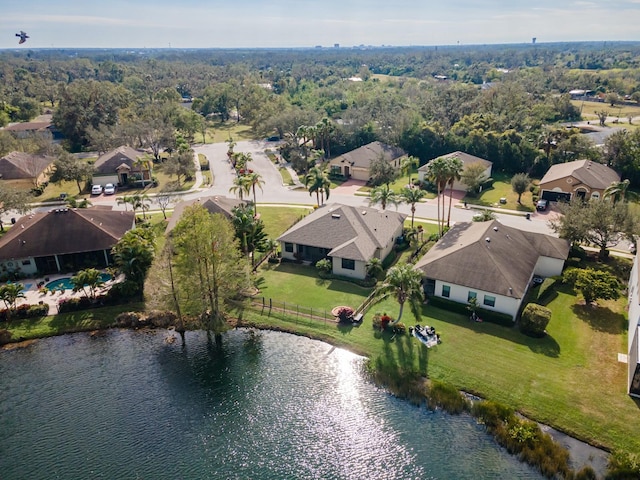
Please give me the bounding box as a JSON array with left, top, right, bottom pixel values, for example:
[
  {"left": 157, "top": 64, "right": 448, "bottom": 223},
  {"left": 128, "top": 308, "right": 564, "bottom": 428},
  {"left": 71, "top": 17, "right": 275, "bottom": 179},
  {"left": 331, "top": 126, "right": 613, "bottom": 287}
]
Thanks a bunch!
[
  {"left": 304, "top": 166, "right": 331, "bottom": 206},
  {"left": 70, "top": 268, "right": 105, "bottom": 301},
  {"left": 315, "top": 118, "right": 334, "bottom": 159},
  {"left": 400, "top": 155, "right": 419, "bottom": 185},
  {"left": 229, "top": 175, "right": 250, "bottom": 201},
  {"left": 423, "top": 157, "right": 449, "bottom": 236},
  {"left": 399, "top": 186, "right": 427, "bottom": 228},
  {"left": 117, "top": 195, "right": 133, "bottom": 211},
  {"left": 369, "top": 184, "right": 399, "bottom": 211},
  {"left": 0, "top": 283, "right": 25, "bottom": 319},
  {"left": 603, "top": 179, "right": 631, "bottom": 203},
  {"left": 445, "top": 156, "right": 464, "bottom": 227},
  {"left": 244, "top": 171, "right": 265, "bottom": 215},
  {"left": 370, "top": 263, "right": 424, "bottom": 326},
  {"left": 130, "top": 193, "right": 151, "bottom": 220}
]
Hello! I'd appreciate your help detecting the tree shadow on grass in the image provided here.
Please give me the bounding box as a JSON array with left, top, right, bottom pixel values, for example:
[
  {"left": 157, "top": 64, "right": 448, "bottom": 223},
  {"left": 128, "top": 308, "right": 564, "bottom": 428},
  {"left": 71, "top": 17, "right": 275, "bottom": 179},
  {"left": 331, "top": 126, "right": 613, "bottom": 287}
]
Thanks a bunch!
[{"left": 571, "top": 304, "right": 626, "bottom": 334}]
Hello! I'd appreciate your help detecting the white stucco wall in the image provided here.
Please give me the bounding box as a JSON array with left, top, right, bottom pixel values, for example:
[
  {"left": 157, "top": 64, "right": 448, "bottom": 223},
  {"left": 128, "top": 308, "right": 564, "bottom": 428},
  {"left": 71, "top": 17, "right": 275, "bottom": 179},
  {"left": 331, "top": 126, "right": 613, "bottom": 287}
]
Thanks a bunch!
[
  {"left": 433, "top": 279, "right": 521, "bottom": 320},
  {"left": 533, "top": 256, "right": 565, "bottom": 278},
  {"left": 0, "top": 257, "right": 38, "bottom": 276},
  {"left": 627, "top": 256, "right": 640, "bottom": 395},
  {"left": 332, "top": 258, "right": 366, "bottom": 279}
]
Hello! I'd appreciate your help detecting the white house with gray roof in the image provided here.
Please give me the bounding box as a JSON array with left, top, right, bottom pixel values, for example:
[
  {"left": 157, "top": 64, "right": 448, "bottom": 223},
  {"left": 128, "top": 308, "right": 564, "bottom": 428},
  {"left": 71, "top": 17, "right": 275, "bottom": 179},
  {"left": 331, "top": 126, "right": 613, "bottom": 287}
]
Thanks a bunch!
[
  {"left": 626, "top": 255, "right": 640, "bottom": 397},
  {"left": 277, "top": 203, "right": 406, "bottom": 280},
  {"left": 418, "top": 151, "right": 493, "bottom": 192},
  {"left": 414, "top": 220, "right": 570, "bottom": 319}
]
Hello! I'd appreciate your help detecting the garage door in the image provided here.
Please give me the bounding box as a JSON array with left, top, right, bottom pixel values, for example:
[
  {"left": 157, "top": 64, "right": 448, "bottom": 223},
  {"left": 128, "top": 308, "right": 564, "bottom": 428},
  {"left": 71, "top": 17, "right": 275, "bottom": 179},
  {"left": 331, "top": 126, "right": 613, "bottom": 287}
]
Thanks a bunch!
[{"left": 541, "top": 190, "right": 571, "bottom": 202}]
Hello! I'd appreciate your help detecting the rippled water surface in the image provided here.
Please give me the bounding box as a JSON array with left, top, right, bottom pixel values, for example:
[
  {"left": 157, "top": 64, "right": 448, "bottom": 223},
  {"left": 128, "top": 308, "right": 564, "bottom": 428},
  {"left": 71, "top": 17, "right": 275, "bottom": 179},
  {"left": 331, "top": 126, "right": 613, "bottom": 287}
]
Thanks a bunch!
[{"left": 0, "top": 329, "right": 544, "bottom": 479}]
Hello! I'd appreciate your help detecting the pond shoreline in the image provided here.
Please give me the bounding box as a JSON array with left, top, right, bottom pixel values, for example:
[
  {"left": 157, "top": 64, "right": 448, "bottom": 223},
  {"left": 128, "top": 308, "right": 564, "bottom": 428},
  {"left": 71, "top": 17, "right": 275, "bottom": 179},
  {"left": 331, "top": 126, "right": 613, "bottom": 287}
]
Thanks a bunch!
[{"left": 1, "top": 319, "right": 610, "bottom": 477}]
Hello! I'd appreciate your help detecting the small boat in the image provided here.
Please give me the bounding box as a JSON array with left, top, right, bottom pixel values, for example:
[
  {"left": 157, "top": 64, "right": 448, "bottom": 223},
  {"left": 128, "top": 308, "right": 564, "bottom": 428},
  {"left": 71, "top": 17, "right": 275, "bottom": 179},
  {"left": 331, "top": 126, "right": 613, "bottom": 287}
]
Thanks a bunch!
[{"left": 410, "top": 324, "right": 440, "bottom": 348}]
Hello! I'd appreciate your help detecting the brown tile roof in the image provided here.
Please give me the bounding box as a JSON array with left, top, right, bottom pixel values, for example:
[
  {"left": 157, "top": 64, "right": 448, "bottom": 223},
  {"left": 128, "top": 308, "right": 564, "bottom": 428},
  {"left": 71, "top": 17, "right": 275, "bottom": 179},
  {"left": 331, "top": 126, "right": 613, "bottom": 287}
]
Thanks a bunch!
[
  {"left": 0, "top": 151, "right": 54, "bottom": 180},
  {"left": 165, "top": 195, "right": 246, "bottom": 233},
  {"left": 414, "top": 220, "right": 569, "bottom": 299},
  {"left": 330, "top": 141, "right": 406, "bottom": 169},
  {"left": 3, "top": 121, "right": 51, "bottom": 132},
  {"left": 277, "top": 203, "right": 406, "bottom": 261},
  {"left": 418, "top": 151, "right": 492, "bottom": 171},
  {"left": 0, "top": 208, "right": 135, "bottom": 260},
  {"left": 539, "top": 160, "right": 620, "bottom": 190},
  {"left": 94, "top": 146, "right": 143, "bottom": 175}
]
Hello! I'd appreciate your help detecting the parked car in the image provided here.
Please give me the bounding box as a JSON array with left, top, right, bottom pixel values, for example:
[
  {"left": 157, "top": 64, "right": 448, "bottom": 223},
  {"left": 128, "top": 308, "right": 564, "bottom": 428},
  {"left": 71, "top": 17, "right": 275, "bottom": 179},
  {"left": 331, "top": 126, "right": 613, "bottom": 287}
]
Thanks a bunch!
[
  {"left": 536, "top": 199, "right": 548, "bottom": 211},
  {"left": 103, "top": 183, "right": 116, "bottom": 195},
  {"left": 91, "top": 184, "right": 103, "bottom": 195}
]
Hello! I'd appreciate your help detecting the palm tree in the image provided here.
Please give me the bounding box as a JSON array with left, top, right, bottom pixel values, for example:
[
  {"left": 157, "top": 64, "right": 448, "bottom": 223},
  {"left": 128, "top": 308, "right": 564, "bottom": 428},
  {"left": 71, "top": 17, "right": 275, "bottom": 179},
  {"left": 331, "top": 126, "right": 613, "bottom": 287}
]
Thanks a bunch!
[
  {"left": 0, "top": 283, "right": 25, "bottom": 320},
  {"left": 130, "top": 193, "right": 151, "bottom": 220},
  {"left": 369, "top": 184, "right": 399, "bottom": 211},
  {"left": 400, "top": 155, "right": 419, "bottom": 186},
  {"left": 369, "top": 263, "right": 424, "bottom": 326},
  {"left": 226, "top": 137, "right": 236, "bottom": 160},
  {"left": 230, "top": 175, "right": 250, "bottom": 201},
  {"left": 117, "top": 195, "right": 133, "bottom": 211},
  {"left": 603, "top": 179, "right": 631, "bottom": 203},
  {"left": 244, "top": 171, "right": 265, "bottom": 216},
  {"left": 423, "top": 157, "right": 450, "bottom": 237},
  {"left": 70, "top": 268, "right": 105, "bottom": 301},
  {"left": 399, "top": 186, "right": 426, "bottom": 228},
  {"left": 445, "top": 156, "right": 464, "bottom": 227},
  {"left": 366, "top": 257, "right": 384, "bottom": 280},
  {"left": 315, "top": 118, "right": 334, "bottom": 159},
  {"left": 304, "top": 166, "right": 331, "bottom": 206}
]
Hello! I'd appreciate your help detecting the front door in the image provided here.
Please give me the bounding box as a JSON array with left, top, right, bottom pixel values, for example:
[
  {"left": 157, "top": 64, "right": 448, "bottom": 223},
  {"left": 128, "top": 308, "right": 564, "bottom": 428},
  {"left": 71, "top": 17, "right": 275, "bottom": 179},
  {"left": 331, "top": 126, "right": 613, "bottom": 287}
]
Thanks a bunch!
[{"left": 344, "top": 166, "right": 350, "bottom": 178}]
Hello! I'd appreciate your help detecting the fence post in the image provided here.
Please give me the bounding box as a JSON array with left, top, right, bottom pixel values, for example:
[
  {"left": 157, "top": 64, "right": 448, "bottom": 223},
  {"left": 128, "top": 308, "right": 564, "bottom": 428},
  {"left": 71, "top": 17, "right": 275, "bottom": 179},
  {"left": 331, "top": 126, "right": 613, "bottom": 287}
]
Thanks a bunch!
[{"left": 269, "top": 297, "right": 272, "bottom": 316}]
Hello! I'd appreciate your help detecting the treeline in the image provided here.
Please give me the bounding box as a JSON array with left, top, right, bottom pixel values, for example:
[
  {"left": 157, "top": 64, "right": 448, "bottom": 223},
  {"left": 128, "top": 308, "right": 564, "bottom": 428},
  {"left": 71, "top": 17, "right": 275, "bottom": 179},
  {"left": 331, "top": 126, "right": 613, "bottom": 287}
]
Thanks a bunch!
[{"left": 1, "top": 43, "right": 640, "bottom": 179}]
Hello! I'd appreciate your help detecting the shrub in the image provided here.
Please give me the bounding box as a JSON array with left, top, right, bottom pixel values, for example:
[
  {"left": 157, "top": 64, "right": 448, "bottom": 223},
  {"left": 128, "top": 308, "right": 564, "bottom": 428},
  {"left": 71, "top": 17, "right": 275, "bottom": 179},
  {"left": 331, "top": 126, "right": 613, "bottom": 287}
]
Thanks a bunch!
[
  {"left": 0, "top": 329, "right": 11, "bottom": 344},
  {"left": 315, "top": 258, "right": 332, "bottom": 274},
  {"left": 27, "top": 304, "right": 49, "bottom": 317},
  {"left": 520, "top": 303, "right": 551, "bottom": 337},
  {"left": 426, "top": 381, "right": 470, "bottom": 414},
  {"left": 335, "top": 306, "right": 354, "bottom": 323}
]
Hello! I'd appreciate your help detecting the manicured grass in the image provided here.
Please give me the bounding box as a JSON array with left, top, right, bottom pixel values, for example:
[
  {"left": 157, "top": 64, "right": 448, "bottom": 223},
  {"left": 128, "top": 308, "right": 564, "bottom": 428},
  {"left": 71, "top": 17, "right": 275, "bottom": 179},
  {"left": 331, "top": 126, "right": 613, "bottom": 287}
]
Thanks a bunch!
[
  {"left": 256, "top": 205, "right": 313, "bottom": 240},
  {"left": 464, "top": 173, "right": 536, "bottom": 212},
  {"left": 4, "top": 303, "right": 144, "bottom": 340},
  {"left": 278, "top": 166, "right": 294, "bottom": 186},
  {"left": 204, "top": 121, "right": 256, "bottom": 143},
  {"left": 255, "top": 261, "right": 372, "bottom": 311}
]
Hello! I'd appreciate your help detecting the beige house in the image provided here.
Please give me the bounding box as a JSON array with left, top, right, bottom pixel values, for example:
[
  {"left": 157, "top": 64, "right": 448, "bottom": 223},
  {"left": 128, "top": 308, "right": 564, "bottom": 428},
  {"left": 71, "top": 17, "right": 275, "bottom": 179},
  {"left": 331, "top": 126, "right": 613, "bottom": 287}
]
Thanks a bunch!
[
  {"left": 0, "top": 151, "right": 55, "bottom": 186},
  {"left": 417, "top": 151, "right": 493, "bottom": 192},
  {"left": 328, "top": 142, "right": 406, "bottom": 182},
  {"left": 92, "top": 146, "right": 153, "bottom": 188},
  {"left": 414, "top": 220, "right": 570, "bottom": 320},
  {"left": 278, "top": 203, "right": 406, "bottom": 280},
  {"left": 538, "top": 160, "right": 620, "bottom": 202}
]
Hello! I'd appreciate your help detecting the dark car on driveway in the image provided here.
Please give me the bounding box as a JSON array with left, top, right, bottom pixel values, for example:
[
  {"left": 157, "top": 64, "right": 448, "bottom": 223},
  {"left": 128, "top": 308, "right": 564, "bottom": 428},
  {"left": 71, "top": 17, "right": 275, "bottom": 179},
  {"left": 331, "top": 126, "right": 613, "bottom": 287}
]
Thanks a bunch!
[{"left": 536, "top": 199, "right": 548, "bottom": 211}]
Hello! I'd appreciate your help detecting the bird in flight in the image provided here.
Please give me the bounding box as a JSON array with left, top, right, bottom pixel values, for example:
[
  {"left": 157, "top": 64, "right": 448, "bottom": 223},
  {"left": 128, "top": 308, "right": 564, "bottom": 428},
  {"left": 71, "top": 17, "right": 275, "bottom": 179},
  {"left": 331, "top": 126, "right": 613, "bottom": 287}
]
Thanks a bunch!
[{"left": 15, "top": 31, "right": 29, "bottom": 44}]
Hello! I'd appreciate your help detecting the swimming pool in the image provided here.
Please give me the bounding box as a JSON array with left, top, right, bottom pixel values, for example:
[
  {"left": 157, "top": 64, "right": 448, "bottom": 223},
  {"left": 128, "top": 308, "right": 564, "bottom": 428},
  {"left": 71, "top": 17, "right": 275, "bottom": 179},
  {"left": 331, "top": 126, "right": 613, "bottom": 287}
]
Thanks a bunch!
[{"left": 45, "top": 273, "right": 111, "bottom": 291}]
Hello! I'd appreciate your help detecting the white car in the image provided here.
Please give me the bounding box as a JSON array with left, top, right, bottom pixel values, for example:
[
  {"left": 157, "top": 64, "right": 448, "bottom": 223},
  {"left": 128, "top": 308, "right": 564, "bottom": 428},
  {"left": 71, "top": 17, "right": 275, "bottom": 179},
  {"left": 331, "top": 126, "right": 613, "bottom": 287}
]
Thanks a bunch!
[
  {"left": 91, "top": 184, "right": 102, "bottom": 195},
  {"left": 103, "top": 183, "right": 116, "bottom": 195}
]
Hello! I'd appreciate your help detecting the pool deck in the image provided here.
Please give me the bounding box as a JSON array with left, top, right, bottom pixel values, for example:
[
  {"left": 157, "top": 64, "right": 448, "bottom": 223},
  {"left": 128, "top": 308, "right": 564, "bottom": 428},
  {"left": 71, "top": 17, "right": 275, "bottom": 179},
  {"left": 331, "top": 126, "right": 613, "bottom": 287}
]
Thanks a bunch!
[{"left": 5, "top": 273, "right": 123, "bottom": 312}]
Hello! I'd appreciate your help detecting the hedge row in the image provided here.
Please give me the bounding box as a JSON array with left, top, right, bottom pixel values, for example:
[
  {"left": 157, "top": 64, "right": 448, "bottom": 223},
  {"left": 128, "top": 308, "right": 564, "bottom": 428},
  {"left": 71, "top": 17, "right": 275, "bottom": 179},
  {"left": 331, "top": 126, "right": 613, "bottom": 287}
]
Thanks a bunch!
[{"left": 0, "top": 303, "right": 49, "bottom": 322}]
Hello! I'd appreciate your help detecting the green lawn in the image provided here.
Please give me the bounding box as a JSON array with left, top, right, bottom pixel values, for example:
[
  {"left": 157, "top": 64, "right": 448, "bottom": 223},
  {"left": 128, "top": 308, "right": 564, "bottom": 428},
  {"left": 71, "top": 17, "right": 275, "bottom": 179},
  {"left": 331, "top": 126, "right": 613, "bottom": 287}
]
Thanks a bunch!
[
  {"left": 203, "top": 121, "right": 256, "bottom": 143},
  {"left": 256, "top": 205, "right": 313, "bottom": 240},
  {"left": 464, "top": 172, "right": 536, "bottom": 212}
]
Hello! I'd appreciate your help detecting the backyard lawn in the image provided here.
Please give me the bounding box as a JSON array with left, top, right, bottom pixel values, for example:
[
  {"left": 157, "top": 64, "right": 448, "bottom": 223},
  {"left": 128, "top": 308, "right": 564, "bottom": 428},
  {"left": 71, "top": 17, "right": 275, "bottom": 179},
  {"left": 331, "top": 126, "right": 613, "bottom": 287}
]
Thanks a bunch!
[
  {"left": 257, "top": 205, "right": 313, "bottom": 240},
  {"left": 463, "top": 172, "right": 536, "bottom": 212}
]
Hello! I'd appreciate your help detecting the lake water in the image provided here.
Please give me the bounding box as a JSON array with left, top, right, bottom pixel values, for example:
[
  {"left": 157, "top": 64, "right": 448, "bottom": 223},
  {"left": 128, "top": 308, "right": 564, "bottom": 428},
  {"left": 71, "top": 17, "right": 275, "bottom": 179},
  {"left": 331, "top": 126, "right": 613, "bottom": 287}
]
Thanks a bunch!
[{"left": 0, "top": 329, "right": 544, "bottom": 479}]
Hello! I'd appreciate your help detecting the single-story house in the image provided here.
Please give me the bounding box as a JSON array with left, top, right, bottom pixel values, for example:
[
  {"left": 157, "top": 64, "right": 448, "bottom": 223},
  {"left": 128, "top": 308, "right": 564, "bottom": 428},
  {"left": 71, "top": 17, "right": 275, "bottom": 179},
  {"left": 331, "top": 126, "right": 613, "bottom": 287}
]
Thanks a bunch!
[
  {"left": 2, "top": 115, "right": 61, "bottom": 141},
  {"left": 277, "top": 203, "right": 406, "bottom": 280},
  {"left": 0, "top": 151, "right": 55, "bottom": 186},
  {"left": 92, "top": 146, "right": 153, "bottom": 188},
  {"left": 327, "top": 141, "right": 406, "bottom": 182},
  {"left": 626, "top": 255, "right": 640, "bottom": 397},
  {"left": 414, "top": 220, "right": 570, "bottom": 320},
  {"left": 166, "top": 195, "right": 246, "bottom": 234},
  {"left": 417, "top": 151, "right": 493, "bottom": 192},
  {"left": 538, "top": 160, "right": 620, "bottom": 203},
  {"left": 0, "top": 208, "right": 135, "bottom": 276}
]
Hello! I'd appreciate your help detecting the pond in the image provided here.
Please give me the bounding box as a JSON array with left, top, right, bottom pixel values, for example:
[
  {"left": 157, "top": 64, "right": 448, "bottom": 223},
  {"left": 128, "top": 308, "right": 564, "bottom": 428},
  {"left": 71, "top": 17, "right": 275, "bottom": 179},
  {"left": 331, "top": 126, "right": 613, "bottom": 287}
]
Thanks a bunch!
[{"left": 0, "top": 329, "right": 544, "bottom": 479}]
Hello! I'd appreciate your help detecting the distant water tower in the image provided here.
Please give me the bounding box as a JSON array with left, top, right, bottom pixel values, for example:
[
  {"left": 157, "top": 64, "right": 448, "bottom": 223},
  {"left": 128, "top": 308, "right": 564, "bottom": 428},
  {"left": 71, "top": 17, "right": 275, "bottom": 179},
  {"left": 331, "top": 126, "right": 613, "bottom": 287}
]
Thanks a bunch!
[{"left": 532, "top": 37, "right": 537, "bottom": 44}]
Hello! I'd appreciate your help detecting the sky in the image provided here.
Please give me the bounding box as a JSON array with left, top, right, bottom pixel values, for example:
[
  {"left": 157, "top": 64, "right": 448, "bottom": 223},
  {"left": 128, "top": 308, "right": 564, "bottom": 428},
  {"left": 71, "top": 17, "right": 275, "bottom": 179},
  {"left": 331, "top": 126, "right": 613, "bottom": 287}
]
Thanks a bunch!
[{"left": 1, "top": 0, "right": 639, "bottom": 49}]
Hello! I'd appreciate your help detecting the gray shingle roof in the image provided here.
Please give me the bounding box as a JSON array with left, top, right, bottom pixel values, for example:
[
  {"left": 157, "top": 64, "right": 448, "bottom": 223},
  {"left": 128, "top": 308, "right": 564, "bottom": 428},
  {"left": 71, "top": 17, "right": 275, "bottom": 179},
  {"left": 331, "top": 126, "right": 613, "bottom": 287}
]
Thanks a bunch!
[
  {"left": 165, "top": 195, "right": 246, "bottom": 233},
  {"left": 0, "top": 208, "right": 135, "bottom": 260},
  {"left": 277, "top": 203, "right": 406, "bottom": 261},
  {"left": 418, "top": 151, "right": 492, "bottom": 171},
  {"left": 539, "top": 160, "right": 620, "bottom": 190},
  {"left": 330, "top": 141, "right": 406, "bottom": 169},
  {"left": 414, "top": 220, "right": 569, "bottom": 298}
]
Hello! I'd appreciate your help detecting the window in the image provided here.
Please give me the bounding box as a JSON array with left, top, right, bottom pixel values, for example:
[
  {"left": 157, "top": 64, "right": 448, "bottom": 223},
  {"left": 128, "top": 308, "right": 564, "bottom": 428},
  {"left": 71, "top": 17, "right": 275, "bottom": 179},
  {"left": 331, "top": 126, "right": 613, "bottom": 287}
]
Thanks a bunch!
[
  {"left": 284, "top": 242, "right": 293, "bottom": 253},
  {"left": 21, "top": 260, "right": 31, "bottom": 266},
  {"left": 467, "top": 291, "right": 477, "bottom": 302},
  {"left": 341, "top": 258, "right": 355, "bottom": 270},
  {"left": 442, "top": 285, "right": 451, "bottom": 298},
  {"left": 483, "top": 295, "right": 496, "bottom": 307}
]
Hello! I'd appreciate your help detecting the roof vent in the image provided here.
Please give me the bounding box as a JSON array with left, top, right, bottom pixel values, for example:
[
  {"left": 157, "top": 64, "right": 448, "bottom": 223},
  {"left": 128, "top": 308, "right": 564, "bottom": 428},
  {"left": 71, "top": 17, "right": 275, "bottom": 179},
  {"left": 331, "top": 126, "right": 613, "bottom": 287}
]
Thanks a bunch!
[
  {"left": 509, "top": 287, "right": 513, "bottom": 294},
  {"left": 362, "top": 211, "right": 366, "bottom": 215},
  {"left": 485, "top": 237, "right": 491, "bottom": 242},
  {"left": 331, "top": 213, "right": 341, "bottom": 219},
  {"left": 493, "top": 226, "right": 498, "bottom": 231}
]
